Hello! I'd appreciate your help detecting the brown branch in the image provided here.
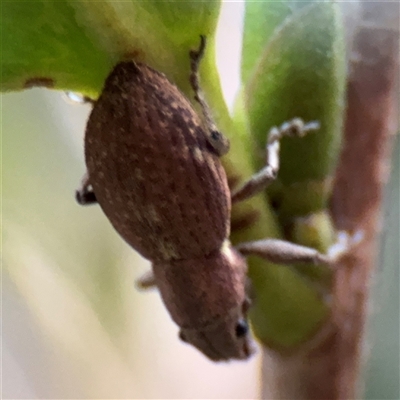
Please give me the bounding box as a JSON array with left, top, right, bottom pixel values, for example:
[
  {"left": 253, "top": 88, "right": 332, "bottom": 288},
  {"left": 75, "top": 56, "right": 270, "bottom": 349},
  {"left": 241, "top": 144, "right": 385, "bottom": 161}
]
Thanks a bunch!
[
  {"left": 261, "top": 3, "right": 399, "bottom": 399},
  {"left": 329, "top": 3, "right": 399, "bottom": 397}
]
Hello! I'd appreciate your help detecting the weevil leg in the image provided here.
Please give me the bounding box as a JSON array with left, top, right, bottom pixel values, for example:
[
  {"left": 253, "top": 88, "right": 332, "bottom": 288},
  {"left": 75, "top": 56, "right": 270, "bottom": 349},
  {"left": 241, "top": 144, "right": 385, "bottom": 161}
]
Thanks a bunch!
[
  {"left": 189, "top": 35, "right": 230, "bottom": 156},
  {"left": 231, "top": 166, "right": 277, "bottom": 205},
  {"left": 236, "top": 238, "right": 333, "bottom": 267},
  {"left": 135, "top": 270, "right": 157, "bottom": 290},
  {"left": 75, "top": 172, "right": 97, "bottom": 205},
  {"left": 231, "top": 118, "right": 320, "bottom": 204},
  {"left": 237, "top": 230, "right": 364, "bottom": 268}
]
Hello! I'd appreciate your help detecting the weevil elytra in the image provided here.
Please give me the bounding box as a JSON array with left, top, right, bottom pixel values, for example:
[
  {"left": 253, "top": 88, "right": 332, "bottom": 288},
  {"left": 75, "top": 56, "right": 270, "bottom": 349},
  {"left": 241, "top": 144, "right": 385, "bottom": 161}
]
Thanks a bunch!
[{"left": 77, "top": 36, "right": 334, "bottom": 361}]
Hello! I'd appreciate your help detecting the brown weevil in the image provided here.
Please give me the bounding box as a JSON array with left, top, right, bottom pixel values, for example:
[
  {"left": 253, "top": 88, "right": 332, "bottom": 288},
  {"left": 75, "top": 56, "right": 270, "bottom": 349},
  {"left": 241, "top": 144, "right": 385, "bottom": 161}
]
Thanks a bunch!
[{"left": 76, "top": 36, "right": 335, "bottom": 361}]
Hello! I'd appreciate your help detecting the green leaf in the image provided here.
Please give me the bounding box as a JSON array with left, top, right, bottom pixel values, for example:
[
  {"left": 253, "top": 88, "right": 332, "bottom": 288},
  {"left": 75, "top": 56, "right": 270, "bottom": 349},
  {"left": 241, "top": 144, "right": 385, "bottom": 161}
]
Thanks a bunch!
[{"left": 1, "top": 0, "right": 221, "bottom": 96}]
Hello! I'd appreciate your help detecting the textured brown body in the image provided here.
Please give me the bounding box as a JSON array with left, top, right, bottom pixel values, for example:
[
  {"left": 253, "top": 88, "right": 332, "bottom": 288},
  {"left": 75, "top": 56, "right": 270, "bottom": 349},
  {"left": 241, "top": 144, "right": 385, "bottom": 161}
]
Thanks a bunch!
[
  {"left": 85, "top": 62, "right": 230, "bottom": 262},
  {"left": 84, "top": 61, "right": 251, "bottom": 361}
]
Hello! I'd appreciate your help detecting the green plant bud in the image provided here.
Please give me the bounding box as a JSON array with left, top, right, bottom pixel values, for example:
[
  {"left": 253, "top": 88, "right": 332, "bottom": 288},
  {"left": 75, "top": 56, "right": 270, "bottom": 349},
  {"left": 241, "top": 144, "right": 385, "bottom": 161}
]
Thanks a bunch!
[
  {"left": 244, "top": 2, "right": 346, "bottom": 216},
  {"left": 241, "top": 0, "right": 318, "bottom": 84}
]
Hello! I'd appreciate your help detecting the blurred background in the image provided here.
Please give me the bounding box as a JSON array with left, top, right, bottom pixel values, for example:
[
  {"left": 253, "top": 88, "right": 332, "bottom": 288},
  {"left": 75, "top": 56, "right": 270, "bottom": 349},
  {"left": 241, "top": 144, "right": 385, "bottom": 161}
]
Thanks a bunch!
[{"left": 2, "top": 2, "right": 399, "bottom": 399}]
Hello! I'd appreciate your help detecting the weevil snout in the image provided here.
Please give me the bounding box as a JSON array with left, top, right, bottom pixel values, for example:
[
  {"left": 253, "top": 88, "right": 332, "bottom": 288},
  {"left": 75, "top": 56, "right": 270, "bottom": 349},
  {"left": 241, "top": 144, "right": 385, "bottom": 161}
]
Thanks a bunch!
[{"left": 178, "top": 305, "right": 254, "bottom": 361}]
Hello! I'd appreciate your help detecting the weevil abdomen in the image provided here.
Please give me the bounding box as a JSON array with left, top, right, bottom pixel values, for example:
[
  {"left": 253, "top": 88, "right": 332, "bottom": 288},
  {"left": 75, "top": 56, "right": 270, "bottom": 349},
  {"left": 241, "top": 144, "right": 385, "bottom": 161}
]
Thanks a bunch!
[{"left": 85, "top": 61, "right": 230, "bottom": 261}]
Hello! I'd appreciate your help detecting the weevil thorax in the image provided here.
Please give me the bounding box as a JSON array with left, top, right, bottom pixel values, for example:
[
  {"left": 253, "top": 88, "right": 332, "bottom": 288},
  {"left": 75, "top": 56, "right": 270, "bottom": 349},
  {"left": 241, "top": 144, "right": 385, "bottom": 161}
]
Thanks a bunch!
[{"left": 153, "top": 241, "right": 254, "bottom": 361}]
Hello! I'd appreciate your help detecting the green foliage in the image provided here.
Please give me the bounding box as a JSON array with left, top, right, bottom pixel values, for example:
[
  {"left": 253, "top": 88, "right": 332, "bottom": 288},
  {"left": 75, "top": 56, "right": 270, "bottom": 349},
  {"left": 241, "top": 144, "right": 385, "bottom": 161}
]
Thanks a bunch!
[{"left": 1, "top": 0, "right": 221, "bottom": 96}]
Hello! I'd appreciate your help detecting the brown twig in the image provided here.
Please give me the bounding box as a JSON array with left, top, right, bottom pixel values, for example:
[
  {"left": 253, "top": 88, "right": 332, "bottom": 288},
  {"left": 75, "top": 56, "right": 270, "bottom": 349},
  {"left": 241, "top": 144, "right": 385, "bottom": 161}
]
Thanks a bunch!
[{"left": 329, "top": 3, "right": 399, "bottom": 397}]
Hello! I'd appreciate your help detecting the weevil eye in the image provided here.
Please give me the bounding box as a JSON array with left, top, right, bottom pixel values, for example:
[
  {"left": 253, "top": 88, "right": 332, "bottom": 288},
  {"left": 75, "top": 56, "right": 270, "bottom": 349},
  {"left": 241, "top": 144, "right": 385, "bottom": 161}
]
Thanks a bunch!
[
  {"left": 235, "top": 320, "right": 249, "bottom": 338},
  {"left": 179, "top": 331, "right": 188, "bottom": 343}
]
